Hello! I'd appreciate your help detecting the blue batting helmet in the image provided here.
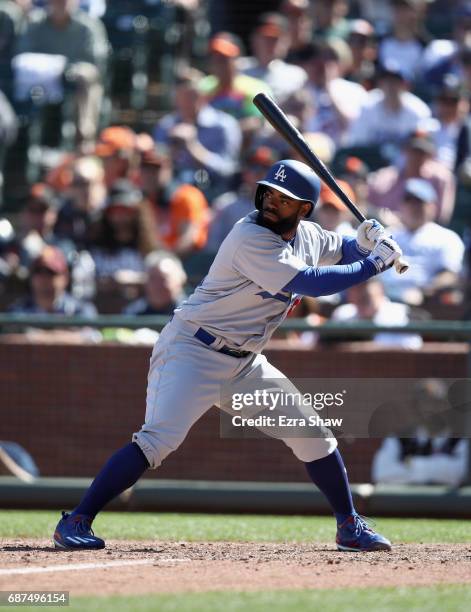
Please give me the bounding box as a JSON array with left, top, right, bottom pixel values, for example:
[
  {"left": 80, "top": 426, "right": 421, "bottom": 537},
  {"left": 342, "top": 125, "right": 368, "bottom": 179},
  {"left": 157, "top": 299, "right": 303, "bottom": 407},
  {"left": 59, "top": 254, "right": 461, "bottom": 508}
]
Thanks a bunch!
[{"left": 255, "top": 159, "right": 321, "bottom": 217}]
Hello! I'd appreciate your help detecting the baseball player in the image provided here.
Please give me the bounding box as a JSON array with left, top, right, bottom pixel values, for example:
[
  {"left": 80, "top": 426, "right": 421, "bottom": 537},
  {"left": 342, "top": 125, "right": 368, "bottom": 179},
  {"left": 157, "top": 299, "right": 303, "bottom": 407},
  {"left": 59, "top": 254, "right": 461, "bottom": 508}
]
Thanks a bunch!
[{"left": 53, "top": 160, "right": 401, "bottom": 552}]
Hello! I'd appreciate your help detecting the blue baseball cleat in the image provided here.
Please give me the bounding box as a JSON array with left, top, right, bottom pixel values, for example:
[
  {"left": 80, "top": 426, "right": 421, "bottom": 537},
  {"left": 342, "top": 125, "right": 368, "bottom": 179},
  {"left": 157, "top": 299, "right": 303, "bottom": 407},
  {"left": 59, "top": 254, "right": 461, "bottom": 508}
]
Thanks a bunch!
[
  {"left": 53, "top": 511, "right": 105, "bottom": 550},
  {"left": 336, "top": 514, "right": 391, "bottom": 552}
]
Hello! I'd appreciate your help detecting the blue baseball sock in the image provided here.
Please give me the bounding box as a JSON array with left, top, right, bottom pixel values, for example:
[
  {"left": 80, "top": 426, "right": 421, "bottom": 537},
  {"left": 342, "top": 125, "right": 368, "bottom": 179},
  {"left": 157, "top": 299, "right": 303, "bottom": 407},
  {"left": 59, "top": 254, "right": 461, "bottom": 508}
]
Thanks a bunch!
[
  {"left": 305, "top": 448, "right": 355, "bottom": 525},
  {"left": 72, "top": 442, "right": 149, "bottom": 520}
]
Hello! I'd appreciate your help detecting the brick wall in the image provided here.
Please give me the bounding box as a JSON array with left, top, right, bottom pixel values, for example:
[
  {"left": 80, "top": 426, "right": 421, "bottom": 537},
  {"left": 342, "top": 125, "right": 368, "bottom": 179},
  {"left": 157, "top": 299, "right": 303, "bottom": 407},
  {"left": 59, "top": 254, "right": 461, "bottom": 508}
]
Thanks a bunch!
[{"left": 1, "top": 340, "right": 468, "bottom": 483}]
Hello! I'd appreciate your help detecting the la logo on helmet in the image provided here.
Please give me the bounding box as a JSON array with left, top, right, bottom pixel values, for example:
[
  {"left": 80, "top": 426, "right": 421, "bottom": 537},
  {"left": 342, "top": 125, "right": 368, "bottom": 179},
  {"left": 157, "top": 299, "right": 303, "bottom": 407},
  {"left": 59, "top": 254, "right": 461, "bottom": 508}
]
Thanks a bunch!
[{"left": 274, "top": 164, "right": 287, "bottom": 182}]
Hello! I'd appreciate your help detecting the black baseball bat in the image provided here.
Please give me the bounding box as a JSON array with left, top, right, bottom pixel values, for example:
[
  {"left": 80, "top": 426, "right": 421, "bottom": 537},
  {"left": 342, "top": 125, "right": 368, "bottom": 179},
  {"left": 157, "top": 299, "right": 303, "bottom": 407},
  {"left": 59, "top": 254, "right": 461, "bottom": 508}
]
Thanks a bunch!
[{"left": 253, "top": 92, "right": 409, "bottom": 274}]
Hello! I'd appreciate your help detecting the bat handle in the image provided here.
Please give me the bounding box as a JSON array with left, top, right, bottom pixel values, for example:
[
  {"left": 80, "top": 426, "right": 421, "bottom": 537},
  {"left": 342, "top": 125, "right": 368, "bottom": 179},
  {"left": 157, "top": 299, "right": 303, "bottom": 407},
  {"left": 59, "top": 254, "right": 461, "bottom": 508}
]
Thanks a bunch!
[{"left": 394, "top": 257, "right": 409, "bottom": 275}]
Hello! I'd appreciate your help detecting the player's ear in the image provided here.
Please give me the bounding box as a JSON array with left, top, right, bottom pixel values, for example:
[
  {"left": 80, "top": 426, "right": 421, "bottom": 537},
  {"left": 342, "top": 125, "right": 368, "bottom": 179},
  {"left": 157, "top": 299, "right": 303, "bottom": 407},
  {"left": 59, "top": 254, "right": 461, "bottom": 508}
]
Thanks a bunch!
[{"left": 301, "top": 201, "right": 312, "bottom": 218}]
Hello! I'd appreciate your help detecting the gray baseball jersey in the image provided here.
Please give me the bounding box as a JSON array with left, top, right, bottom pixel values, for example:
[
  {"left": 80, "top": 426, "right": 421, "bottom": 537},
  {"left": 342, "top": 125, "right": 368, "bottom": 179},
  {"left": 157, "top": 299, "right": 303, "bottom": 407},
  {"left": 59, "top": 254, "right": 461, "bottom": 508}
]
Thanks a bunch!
[{"left": 175, "top": 211, "right": 342, "bottom": 353}]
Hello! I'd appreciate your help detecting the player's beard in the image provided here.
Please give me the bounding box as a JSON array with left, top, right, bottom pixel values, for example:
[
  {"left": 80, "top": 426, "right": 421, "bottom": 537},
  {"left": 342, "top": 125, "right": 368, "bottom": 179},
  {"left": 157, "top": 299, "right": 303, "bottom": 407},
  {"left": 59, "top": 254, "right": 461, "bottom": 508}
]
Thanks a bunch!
[{"left": 257, "top": 209, "right": 299, "bottom": 235}]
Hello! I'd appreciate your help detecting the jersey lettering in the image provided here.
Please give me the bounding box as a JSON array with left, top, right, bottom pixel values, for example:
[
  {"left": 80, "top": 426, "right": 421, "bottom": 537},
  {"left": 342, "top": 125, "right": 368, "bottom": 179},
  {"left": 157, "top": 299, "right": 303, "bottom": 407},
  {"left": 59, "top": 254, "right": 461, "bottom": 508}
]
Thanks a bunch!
[{"left": 274, "top": 164, "right": 287, "bottom": 182}]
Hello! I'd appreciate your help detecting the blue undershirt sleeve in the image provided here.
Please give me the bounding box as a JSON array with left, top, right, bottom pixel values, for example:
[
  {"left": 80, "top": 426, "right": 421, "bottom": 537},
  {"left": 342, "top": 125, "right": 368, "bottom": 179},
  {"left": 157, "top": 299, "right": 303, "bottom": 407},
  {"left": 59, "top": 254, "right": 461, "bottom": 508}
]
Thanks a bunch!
[
  {"left": 339, "top": 236, "right": 369, "bottom": 264},
  {"left": 283, "top": 259, "right": 377, "bottom": 298}
]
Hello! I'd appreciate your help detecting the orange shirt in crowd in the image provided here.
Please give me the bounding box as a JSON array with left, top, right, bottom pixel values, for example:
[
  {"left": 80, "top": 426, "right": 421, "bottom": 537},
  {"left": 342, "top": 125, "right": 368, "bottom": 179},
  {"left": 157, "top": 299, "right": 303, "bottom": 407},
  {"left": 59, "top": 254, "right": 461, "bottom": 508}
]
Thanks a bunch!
[{"left": 157, "top": 184, "right": 210, "bottom": 251}]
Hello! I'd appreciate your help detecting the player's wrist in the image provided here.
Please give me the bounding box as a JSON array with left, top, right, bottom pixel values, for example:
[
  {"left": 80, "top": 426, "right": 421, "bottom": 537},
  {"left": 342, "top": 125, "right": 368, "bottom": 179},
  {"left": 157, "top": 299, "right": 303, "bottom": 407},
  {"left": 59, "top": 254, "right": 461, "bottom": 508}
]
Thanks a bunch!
[
  {"left": 364, "top": 257, "right": 380, "bottom": 275},
  {"left": 355, "top": 240, "right": 370, "bottom": 255}
]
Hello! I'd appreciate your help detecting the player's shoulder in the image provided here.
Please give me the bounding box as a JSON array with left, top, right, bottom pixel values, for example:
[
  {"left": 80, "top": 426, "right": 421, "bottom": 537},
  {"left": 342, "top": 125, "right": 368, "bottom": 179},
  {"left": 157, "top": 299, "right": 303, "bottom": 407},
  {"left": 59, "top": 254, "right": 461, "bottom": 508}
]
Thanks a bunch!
[{"left": 297, "top": 219, "right": 330, "bottom": 241}]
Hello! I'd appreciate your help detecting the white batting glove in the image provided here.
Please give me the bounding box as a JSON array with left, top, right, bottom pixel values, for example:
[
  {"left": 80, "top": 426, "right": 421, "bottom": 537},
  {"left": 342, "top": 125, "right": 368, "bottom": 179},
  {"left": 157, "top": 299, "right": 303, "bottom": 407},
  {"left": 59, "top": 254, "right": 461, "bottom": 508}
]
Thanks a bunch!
[
  {"left": 357, "top": 219, "right": 385, "bottom": 252},
  {"left": 367, "top": 236, "right": 403, "bottom": 273}
]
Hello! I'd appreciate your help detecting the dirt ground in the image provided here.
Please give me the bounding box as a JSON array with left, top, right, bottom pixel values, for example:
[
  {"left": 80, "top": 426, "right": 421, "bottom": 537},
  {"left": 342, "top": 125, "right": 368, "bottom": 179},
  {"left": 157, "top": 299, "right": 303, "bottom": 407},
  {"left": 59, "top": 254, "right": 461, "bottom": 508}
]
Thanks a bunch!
[{"left": 1, "top": 540, "right": 471, "bottom": 596}]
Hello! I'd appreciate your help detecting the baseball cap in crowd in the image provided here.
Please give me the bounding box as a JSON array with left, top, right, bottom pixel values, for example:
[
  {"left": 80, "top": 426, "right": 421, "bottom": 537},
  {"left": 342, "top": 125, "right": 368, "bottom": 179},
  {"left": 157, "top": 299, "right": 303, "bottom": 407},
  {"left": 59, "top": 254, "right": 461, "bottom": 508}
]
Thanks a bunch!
[
  {"left": 95, "top": 126, "right": 136, "bottom": 157},
  {"left": 107, "top": 179, "right": 143, "bottom": 209},
  {"left": 319, "top": 180, "right": 355, "bottom": 210},
  {"left": 349, "top": 19, "right": 375, "bottom": 39},
  {"left": 246, "top": 146, "right": 277, "bottom": 168},
  {"left": 435, "top": 74, "right": 468, "bottom": 100},
  {"left": 404, "top": 178, "right": 437, "bottom": 204},
  {"left": 338, "top": 156, "right": 369, "bottom": 180},
  {"left": 253, "top": 12, "right": 289, "bottom": 37},
  {"left": 32, "top": 246, "right": 68, "bottom": 275},
  {"left": 27, "top": 183, "right": 61, "bottom": 211},
  {"left": 407, "top": 130, "right": 436, "bottom": 155},
  {"left": 209, "top": 32, "right": 242, "bottom": 57},
  {"left": 378, "top": 58, "right": 413, "bottom": 82}
]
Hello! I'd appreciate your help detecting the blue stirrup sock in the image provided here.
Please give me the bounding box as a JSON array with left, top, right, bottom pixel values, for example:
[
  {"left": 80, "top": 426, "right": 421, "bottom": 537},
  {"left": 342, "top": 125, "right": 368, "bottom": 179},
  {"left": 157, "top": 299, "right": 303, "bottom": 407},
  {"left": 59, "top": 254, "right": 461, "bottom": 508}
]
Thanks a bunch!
[
  {"left": 72, "top": 442, "right": 150, "bottom": 520},
  {"left": 304, "top": 448, "right": 355, "bottom": 525}
]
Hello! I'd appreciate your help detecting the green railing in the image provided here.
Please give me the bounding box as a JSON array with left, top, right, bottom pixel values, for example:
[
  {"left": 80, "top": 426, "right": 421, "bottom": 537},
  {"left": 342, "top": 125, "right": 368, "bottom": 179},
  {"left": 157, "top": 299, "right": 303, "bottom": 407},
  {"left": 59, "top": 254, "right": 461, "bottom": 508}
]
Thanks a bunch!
[{"left": 1, "top": 313, "right": 471, "bottom": 340}]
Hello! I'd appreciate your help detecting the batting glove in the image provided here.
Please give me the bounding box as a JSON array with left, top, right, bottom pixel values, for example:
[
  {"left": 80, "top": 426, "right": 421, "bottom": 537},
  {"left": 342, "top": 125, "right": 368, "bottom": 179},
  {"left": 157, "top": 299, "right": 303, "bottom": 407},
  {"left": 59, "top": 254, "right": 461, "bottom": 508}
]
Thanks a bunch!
[
  {"left": 357, "top": 219, "right": 385, "bottom": 252},
  {"left": 367, "top": 236, "right": 403, "bottom": 273}
]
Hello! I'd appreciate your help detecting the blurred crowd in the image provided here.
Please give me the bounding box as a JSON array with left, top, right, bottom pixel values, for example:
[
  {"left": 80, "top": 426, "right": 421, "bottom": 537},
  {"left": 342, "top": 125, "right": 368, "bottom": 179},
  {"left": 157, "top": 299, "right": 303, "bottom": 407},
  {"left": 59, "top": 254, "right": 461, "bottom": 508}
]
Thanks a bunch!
[{"left": 1, "top": 0, "right": 471, "bottom": 345}]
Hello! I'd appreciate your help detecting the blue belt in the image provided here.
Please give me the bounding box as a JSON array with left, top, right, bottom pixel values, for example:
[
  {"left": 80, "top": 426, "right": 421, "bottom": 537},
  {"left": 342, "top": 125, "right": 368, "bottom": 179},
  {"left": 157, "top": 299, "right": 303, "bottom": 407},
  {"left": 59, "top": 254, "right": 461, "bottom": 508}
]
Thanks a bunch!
[{"left": 194, "top": 327, "right": 252, "bottom": 358}]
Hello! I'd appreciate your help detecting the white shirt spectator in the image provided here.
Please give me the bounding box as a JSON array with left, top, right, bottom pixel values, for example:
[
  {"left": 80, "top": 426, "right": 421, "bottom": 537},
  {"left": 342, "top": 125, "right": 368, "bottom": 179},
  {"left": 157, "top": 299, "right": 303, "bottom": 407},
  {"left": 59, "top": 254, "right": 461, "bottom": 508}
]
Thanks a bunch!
[
  {"left": 306, "top": 79, "right": 368, "bottom": 147},
  {"left": 379, "top": 38, "right": 424, "bottom": 79},
  {"left": 372, "top": 432, "right": 468, "bottom": 486},
  {"left": 348, "top": 88, "right": 431, "bottom": 148},
  {"left": 240, "top": 58, "right": 308, "bottom": 103},
  {"left": 332, "top": 297, "right": 422, "bottom": 349},
  {"left": 381, "top": 221, "right": 465, "bottom": 299}
]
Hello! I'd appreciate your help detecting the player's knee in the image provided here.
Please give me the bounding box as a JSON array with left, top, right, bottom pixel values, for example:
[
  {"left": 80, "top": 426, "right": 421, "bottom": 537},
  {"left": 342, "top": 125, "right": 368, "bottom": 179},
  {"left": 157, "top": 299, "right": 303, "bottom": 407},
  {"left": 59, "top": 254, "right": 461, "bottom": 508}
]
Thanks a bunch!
[
  {"left": 284, "top": 437, "right": 338, "bottom": 462},
  {"left": 132, "top": 429, "right": 185, "bottom": 469}
]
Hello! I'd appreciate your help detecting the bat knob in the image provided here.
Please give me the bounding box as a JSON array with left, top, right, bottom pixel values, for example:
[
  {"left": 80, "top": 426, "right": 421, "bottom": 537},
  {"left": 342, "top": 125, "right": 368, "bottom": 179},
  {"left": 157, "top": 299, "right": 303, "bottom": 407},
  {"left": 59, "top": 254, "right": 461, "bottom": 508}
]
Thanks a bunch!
[{"left": 394, "top": 257, "right": 409, "bottom": 275}]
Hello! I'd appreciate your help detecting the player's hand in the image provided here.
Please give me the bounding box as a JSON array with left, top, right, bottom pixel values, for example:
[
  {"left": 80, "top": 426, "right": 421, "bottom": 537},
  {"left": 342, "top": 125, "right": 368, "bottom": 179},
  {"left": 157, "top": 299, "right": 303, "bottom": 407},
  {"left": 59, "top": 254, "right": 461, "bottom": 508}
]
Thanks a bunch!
[
  {"left": 357, "top": 219, "right": 385, "bottom": 252},
  {"left": 367, "top": 236, "right": 403, "bottom": 273}
]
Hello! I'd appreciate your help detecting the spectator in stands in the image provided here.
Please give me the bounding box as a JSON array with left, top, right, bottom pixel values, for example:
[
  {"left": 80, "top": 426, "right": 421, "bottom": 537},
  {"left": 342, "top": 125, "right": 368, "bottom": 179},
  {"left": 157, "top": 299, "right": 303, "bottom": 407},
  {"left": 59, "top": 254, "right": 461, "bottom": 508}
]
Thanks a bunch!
[
  {"left": 314, "top": 180, "right": 356, "bottom": 235},
  {"left": 89, "top": 179, "right": 157, "bottom": 280},
  {"left": 94, "top": 126, "right": 138, "bottom": 188},
  {"left": 0, "top": 217, "right": 19, "bottom": 280},
  {"left": 240, "top": 12, "right": 308, "bottom": 103},
  {"left": 0, "top": 0, "right": 26, "bottom": 96},
  {"left": 139, "top": 147, "right": 209, "bottom": 257},
  {"left": 377, "top": 0, "right": 428, "bottom": 80},
  {"left": 373, "top": 429, "right": 468, "bottom": 486},
  {"left": 0, "top": 86, "right": 17, "bottom": 144},
  {"left": 296, "top": 39, "right": 367, "bottom": 148},
  {"left": 154, "top": 71, "right": 242, "bottom": 200},
  {"left": 380, "top": 178, "right": 465, "bottom": 305},
  {"left": 252, "top": 88, "right": 319, "bottom": 158},
  {"left": 345, "top": 19, "right": 377, "bottom": 90},
  {"left": 14, "top": 0, "right": 109, "bottom": 146},
  {"left": 54, "top": 155, "right": 106, "bottom": 248},
  {"left": 312, "top": 0, "right": 351, "bottom": 40},
  {"left": 331, "top": 278, "right": 422, "bottom": 349},
  {"left": 0, "top": 88, "right": 17, "bottom": 205},
  {"left": 8, "top": 244, "right": 96, "bottom": 315},
  {"left": 19, "top": 183, "right": 75, "bottom": 267},
  {"left": 206, "top": 146, "right": 275, "bottom": 253},
  {"left": 372, "top": 380, "right": 468, "bottom": 486},
  {"left": 280, "top": 0, "right": 313, "bottom": 64},
  {"left": 336, "top": 156, "right": 375, "bottom": 218},
  {"left": 368, "top": 131, "right": 456, "bottom": 224},
  {"left": 347, "top": 59, "right": 431, "bottom": 154},
  {"left": 422, "top": 2, "right": 471, "bottom": 92},
  {"left": 123, "top": 250, "right": 187, "bottom": 316},
  {"left": 199, "top": 32, "right": 271, "bottom": 125},
  {"left": 432, "top": 77, "right": 470, "bottom": 171}
]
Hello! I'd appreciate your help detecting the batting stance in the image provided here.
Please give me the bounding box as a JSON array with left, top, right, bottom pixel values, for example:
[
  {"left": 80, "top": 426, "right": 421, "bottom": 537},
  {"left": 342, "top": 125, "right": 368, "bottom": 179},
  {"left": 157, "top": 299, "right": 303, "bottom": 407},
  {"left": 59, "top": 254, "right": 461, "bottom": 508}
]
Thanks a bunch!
[{"left": 54, "top": 160, "right": 402, "bottom": 552}]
